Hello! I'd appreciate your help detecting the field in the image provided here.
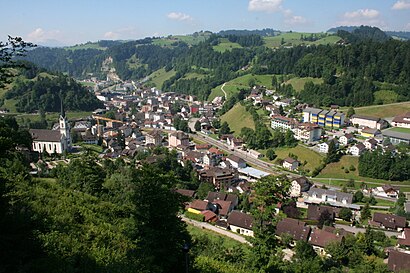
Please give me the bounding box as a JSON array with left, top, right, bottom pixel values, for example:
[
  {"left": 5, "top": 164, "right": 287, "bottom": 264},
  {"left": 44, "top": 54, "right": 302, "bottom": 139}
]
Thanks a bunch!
[
  {"left": 344, "top": 102, "right": 410, "bottom": 118},
  {"left": 182, "top": 72, "right": 206, "bottom": 80},
  {"left": 271, "top": 145, "right": 324, "bottom": 172},
  {"left": 213, "top": 38, "right": 242, "bottom": 53},
  {"left": 318, "top": 156, "right": 360, "bottom": 180},
  {"left": 208, "top": 74, "right": 276, "bottom": 101},
  {"left": 146, "top": 68, "right": 176, "bottom": 88},
  {"left": 263, "top": 32, "right": 340, "bottom": 48},
  {"left": 152, "top": 34, "right": 210, "bottom": 47},
  {"left": 285, "top": 77, "right": 323, "bottom": 92},
  {"left": 65, "top": 42, "right": 107, "bottom": 51},
  {"left": 187, "top": 225, "right": 249, "bottom": 250},
  {"left": 220, "top": 103, "right": 255, "bottom": 135}
]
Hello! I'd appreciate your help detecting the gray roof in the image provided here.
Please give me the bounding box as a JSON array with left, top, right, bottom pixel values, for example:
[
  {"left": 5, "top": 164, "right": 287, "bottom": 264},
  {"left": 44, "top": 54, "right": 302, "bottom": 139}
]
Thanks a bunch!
[
  {"left": 383, "top": 129, "right": 410, "bottom": 141},
  {"left": 304, "top": 107, "right": 322, "bottom": 115},
  {"left": 352, "top": 114, "right": 380, "bottom": 122},
  {"left": 307, "top": 188, "right": 353, "bottom": 204},
  {"left": 30, "top": 129, "right": 61, "bottom": 142}
]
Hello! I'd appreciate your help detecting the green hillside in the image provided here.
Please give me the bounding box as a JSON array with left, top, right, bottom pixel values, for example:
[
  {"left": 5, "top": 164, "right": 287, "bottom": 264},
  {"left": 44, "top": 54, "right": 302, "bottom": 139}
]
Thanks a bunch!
[
  {"left": 342, "top": 102, "right": 410, "bottom": 118},
  {"left": 263, "top": 32, "right": 340, "bottom": 48},
  {"left": 285, "top": 77, "right": 323, "bottom": 92},
  {"left": 209, "top": 74, "right": 276, "bottom": 101},
  {"left": 213, "top": 38, "right": 242, "bottom": 53},
  {"left": 146, "top": 68, "right": 176, "bottom": 88},
  {"left": 220, "top": 103, "right": 255, "bottom": 136}
]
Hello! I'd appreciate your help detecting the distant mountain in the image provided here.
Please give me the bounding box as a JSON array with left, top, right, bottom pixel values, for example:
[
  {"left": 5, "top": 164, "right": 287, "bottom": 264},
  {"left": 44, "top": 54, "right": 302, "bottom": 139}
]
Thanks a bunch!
[
  {"left": 328, "top": 26, "right": 410, "bottom": 40},
  {"left": 218, "top": 28, "right": 281, "bottom": 37}
]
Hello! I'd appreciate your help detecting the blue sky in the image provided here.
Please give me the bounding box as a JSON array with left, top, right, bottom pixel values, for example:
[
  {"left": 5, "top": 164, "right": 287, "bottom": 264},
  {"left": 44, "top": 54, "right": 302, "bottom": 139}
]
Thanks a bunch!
[{"left": 1, "top": 0, "right": 409, "bottom": 46}]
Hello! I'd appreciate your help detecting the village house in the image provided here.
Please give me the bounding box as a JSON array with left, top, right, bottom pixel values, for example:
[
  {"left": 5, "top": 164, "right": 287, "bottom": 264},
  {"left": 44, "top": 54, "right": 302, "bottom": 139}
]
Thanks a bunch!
[
  {"left": 364, "top": 138, "right": 378, "bottom": 150},
  {"left": 275, "top": 218, "right": 311, "bottom": 243},
  {"left": 370, "top": 212, "right": 407, "bottom": 231},
  {"left": 391, "top": 112, "right": 410, "bottom": 128},
  {"left": 398, "top": 228, "right": 410, "bottom": 248},
  {"left": 306, "top": 188, "right": 354, "bottom": 206},
  {"left": 290, "top": 177, "right": 312, "bottom": 197},
  {"left": 318, "top": 139, "right": 338, "bottom": 153},
  {"left": 339, "top": 133, "right": 354, "bottom": 146},
  {"left": 282, "top": 157, "right": 299, "bottom": 171},
  {"left": 198, "top": 167, "right": 236, "bottom": 190},
  {"left": 373, "top": 185, "right": 400, "bottom": 199},
  {"left": 387, "top": 249, "right": 410, "bottom": 272},
  {"left": 145, "top": 129, "right": 163, "bottom": 146},
  {"left": 168, "top": 131, "right": 189, "bottom": 148},
  {"left": 227, "top": 211, "right": 254, "bottom": 237},
  {"left": 293, "top": 122, "right": 322, "bottom": 143},
  {"left": 226, "top": 154, "right": 247, "bottom": 169},
  {"left": 307, "top": 204, "right": 336, "bottom": 221},
  {"left": 205, "top": 192, "right": 239, "bottom": 208},
  {"left": 308, "top": 228, "right": 342, "bottom": 255},
  {"left": 349, "top": 142, "right": 366, "bottom": 156},
  {"left": 226, "top": 136, "right": 244, "bottom": 150},
  {"left": 360, "top": 127, "right": 382, "bottom": 138}
]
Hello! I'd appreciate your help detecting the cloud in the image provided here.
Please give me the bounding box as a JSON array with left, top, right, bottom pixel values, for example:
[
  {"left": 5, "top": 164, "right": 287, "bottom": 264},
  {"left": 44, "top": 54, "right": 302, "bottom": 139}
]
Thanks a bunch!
[
  {"left": 167, "top": 12, "right": 193, "bottom": 21},
  {"left": 248, "top": 0, "right": 283, "bottom": 13},
  {"left": 338, "top": 9, "right": 384, "bottom": 27},
  {"left": 104, "top": 31, "right": 119, "bottom": 39},
  {"left": 392, "top": 0, "right": 410, "bottom": 10},
  {"left": 285, "top": 15, "right": 308, "bottom": 25},
  {"left": 344, "top": 9, "right": 380, "bottom": 19},
  {"left": 103, "top": 27, "right": 141, "bottom": 40},
  {"left": 27, "top": 28, "right": 61, "bottom": 42}
]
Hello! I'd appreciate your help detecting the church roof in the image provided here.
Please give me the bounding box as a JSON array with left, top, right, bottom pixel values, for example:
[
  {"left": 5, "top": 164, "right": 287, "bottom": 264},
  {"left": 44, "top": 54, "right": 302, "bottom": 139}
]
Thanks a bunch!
[{"left": 30, "top": 129, "right": 62, "bottom": 142}]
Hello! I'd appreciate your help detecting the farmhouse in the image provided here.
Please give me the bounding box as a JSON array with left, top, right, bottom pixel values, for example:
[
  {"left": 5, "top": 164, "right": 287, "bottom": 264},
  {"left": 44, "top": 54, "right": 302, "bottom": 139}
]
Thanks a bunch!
[
  {"left": 227, "top": 211, "right": 254, "bottom": 237},
  {"left": 391, "top": 112, "right": 410, "bottom": 128}
]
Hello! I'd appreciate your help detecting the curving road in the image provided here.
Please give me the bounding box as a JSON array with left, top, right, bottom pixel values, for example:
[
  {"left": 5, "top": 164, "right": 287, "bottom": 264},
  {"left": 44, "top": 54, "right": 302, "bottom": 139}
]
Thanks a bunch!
[{"left": 220, "top": 82, "right": 227, "bottom": 100}]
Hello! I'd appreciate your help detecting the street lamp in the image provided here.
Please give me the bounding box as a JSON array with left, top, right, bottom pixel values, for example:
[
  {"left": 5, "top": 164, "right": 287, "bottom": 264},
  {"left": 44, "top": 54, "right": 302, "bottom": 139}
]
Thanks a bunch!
[{"left": 182, "top": 243, "right": 190, "bottom": 273}]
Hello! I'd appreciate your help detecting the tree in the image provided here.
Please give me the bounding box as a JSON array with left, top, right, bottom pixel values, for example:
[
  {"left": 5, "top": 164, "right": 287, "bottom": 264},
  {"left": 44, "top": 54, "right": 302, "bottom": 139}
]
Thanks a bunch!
[
  {"left": 197, "top": 182, "right": 214, "bottom": 199},
  {"left": 266, "top": 148, "right": 277, "bottom": 161},
  {"left": 325, "top": 140, "right": 340, "bottom": 164},
  {"left": 194, "top": 120, "right": 201, "bottom": 131},
  {"left": 318, "top": 210, "right": 334, "bottom": 228},
  {"left": 219, "top": 121, "right": 231, "bottom": 136},
  {"left": 212, "top": 119, "right": 221, "bottom": 129},
  {"left": 339, "top": 208, "right": 353, "bottom": 221},
  {"left": 0, "top": 36, "right": 35, "bottom": 88},
  {"left": 346, "top": 179, "right": 355, "bottom": 188},
  {"left": 353, "top": 190, "right": 364, "bottom": 203},
  {"left": 361, "top": 202, "right": 371, "bottom": 221}
]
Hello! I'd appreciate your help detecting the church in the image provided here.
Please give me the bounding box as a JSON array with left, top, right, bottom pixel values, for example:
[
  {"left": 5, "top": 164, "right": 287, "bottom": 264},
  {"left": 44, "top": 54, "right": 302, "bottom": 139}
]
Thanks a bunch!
[{"left": 29, "top": 100, "right": 72, "bottom": 154}]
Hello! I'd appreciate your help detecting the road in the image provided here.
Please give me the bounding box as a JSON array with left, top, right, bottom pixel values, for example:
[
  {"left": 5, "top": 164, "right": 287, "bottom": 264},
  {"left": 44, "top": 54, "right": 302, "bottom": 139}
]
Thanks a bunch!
[
  {"left": 335, "top": 224, "right": 400, "bottom": 237},
  {"left": 220, "top": 83, "right": 227, "bottom": 100},
  {"left": 191, "top": 132, "right": 278, "bottom": 174},
  {"left": 181, "top": 216, "right": 251, "bottom": 245}
]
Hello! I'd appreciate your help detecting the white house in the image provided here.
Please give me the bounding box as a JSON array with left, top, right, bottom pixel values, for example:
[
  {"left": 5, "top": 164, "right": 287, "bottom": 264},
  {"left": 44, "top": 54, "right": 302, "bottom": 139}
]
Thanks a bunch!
[
  {"left": 226, "top": 154, "right": 246, "bottom": 169},
  {"left": 349, "top": 143, "right": 366, "bottom": 156},
  {"left": 283, "top": 157, "right": 299, "bottom": 171},
  {"left": 293, "top": 123, "right": 322, "bottom": 143},
  {"left": 290, "top": 177, "right": 312, "bottom": 197},
  {"left": 339, "top": 133, "right": 354, "bottom": 146},
  {"left": 227, "top": 211, "right": 254, "bottom": 237},
  {"left": 364, "top": 138, "right": 378, "bottom": 150},
  {"left": 318, "top": 139, "right": 338, "bottom": 153}
]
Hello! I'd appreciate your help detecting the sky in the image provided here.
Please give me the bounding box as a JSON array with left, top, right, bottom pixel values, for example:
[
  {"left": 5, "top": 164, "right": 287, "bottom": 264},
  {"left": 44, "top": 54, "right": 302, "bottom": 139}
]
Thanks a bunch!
[{"left": 1, "top": 0, "right": 410, "bottom": 46}]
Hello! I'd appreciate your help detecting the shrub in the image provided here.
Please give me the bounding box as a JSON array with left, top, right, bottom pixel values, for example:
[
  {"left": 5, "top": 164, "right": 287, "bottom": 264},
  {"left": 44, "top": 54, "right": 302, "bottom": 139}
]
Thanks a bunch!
[{"left": 185, "top": 211, "right": 205, "bottom": 222}]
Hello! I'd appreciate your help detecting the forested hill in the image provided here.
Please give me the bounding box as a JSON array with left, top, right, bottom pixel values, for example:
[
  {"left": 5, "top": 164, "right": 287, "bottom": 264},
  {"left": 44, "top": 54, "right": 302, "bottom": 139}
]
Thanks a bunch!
[
  {"left": 22, "top": 28, "right": 410, "bottom": 104},
  {"left": 328, "top": 25, "right": 410, "bottom": 40},
  {"left": 2, "top": 62, "right": 103, "bottom": 113}
]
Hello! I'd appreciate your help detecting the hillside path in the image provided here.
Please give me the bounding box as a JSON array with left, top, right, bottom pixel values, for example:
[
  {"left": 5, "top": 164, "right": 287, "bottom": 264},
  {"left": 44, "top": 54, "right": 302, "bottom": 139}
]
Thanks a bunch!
[{"left": 221, "top": 82, "right": 227, "bottom": 100}]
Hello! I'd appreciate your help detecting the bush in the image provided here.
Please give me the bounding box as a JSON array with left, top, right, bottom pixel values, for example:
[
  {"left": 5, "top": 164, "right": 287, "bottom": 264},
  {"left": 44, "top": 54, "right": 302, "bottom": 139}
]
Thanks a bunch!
[
  {"left": 185, "top": 211, "right": 205, "bottom": 222},
  {"left": 349, "top": 164, "right": 356, "bottom": 171}
]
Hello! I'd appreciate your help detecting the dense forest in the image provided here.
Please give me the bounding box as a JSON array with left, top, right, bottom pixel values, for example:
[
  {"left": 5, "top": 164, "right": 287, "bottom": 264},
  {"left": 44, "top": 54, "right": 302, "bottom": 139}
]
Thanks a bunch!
[{"left": 3, "top": 62, "right": 103, "bottom": 112}]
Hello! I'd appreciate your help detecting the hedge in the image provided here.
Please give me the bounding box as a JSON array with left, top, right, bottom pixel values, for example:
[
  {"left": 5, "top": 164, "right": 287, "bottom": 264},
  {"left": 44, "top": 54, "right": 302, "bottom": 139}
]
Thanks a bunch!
[{"left": 185, "top": 211, "right": 205, "bottom": 222}]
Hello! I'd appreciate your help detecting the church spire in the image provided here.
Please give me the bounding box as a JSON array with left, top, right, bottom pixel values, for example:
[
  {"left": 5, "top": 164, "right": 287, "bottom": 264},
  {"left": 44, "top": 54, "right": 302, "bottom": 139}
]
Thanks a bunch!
[{"left": 60, "top": 92, "right": 65, "bottom": 118}]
